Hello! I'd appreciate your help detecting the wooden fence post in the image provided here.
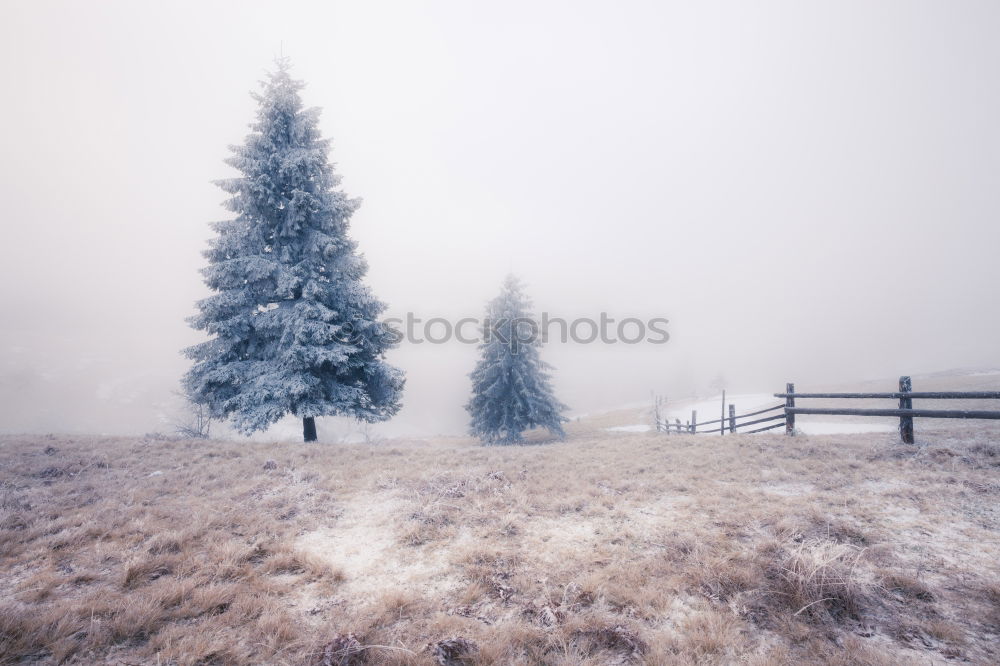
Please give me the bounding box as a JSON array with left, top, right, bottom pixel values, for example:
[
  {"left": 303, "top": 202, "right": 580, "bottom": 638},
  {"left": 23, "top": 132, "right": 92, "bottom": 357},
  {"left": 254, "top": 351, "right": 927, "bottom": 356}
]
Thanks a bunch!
[
  {"left": 690, "top": 410, "right": 697, "bottom": 434},
  {"left": 729, "top": 404, "right": 736, "bottom": 433},
  {"left": 785, "top": 382, "right": 795, "bottom": 435},
  {"left": 720, "top": 390, "right": 726, "bottom": 435},
  {"left": 675, "top": 418, "right": 681, "bottom": 433},
  {"left": 899, "top": 376, "right": 914, "bottom": 444}
]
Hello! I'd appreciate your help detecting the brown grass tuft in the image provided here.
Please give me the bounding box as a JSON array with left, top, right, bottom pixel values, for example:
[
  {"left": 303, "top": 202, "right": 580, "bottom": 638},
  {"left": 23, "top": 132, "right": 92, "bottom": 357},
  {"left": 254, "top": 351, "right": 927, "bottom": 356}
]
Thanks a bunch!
[{"left": 767, "top": 540, "right": 878, "bottom": 621}]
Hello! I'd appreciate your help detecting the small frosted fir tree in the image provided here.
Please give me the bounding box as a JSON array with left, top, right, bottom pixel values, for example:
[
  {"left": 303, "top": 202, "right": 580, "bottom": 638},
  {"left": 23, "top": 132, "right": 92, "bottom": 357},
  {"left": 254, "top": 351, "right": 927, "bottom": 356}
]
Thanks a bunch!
[
  {"left": 185, "top": 60, "right": 404, "bottom": 442},
  {"left": 466, "top": 276, "right": 568, "bottom": 444}
]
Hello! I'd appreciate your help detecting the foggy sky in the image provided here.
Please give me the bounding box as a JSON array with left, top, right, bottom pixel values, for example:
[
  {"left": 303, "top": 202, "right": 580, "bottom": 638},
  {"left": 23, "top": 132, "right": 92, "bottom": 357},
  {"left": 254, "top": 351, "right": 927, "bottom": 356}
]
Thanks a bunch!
[{"left": 2, "top": 0, "right": 999, "bottom": 439}]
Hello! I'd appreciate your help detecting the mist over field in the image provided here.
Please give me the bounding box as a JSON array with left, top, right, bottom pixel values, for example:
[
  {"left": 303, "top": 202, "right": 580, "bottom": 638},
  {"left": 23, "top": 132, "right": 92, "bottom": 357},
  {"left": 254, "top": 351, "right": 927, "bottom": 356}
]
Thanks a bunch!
[
  {"left": 2, "top": 0, "right": 999, "bottom": 440},
  {"left": 6, "top": 4, "right": 1000, "bottom": 665}
]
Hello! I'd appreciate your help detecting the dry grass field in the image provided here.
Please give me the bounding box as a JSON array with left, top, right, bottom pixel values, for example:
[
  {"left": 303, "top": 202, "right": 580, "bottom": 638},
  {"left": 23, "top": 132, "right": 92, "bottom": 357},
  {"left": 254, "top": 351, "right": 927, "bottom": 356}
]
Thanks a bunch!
[{"left": 2, "top": 418, "right": 1000, "bottom": 664}]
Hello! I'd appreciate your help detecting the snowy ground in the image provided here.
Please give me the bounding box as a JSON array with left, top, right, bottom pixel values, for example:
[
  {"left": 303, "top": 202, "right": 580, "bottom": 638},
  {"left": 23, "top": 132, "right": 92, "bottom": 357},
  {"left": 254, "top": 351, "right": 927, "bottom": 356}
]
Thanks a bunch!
[{"left": 605, "top": 424, "right": 652, "bottom": 433}]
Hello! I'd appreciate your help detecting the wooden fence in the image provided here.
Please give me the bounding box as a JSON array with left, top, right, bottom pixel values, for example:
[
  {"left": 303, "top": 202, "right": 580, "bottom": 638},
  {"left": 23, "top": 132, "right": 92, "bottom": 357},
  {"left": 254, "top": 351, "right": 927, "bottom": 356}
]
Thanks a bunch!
[
  {"left": 776, "top": 376, "right": 1000, "bottom": 443},
  {"left": 655, "top": 391, "right": 787, "bottom": 435},
  {"left": 654, "top": 376, "right": 1000, "bottom": 442}
]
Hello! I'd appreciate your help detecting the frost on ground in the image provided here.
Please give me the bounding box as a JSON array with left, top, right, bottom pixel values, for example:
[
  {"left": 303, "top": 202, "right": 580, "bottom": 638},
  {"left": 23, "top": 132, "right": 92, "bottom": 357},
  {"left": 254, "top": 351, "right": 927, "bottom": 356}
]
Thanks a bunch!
[
  {"left": 604, "top": 424, "right": 652, "bottom": 433},
  {"left": 296, "top": 492, "right": 469, "bottom": 598},
  {"left": 1, "top": 421, "right": 999, "bottom": 664}
]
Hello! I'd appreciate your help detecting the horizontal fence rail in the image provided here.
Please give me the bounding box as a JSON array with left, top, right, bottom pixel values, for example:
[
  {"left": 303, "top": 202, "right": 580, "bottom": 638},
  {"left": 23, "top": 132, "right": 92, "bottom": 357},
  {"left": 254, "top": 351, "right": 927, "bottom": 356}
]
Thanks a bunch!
[
  {"left": 787, "top": 407, "right": 1000, "bottom": 419},
  {"left": 775, "top": 392, "right": 1000, "bottom": 400},
  {"left": 777, "top": 376, "right": 1000, "bottom": 443},
  {"left": 744, "top": 421, "right": 786, "bottom": 434},
  {"left": 734, "top": 413, "right": 786, "bottom": 429}
]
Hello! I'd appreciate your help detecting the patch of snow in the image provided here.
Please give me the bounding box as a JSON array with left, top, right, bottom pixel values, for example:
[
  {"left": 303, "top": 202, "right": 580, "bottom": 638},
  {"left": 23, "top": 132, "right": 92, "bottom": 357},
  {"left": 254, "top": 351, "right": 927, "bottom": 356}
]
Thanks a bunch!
[
  {"left": 605, "top": 424, "right": 652, "bottom": 433},
  {"left": 796, "top": 421, "right": 896, "bottom": 435},
  {"left": 664, "top": 393, "right": 781, "bottom": 423}
]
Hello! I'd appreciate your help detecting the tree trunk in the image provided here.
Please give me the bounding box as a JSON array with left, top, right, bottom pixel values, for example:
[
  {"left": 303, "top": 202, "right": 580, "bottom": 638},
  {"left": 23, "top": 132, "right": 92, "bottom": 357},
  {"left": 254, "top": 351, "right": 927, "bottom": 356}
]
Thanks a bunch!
[{"left": 302, "top": 417, "right": 317, "bottom": 442}]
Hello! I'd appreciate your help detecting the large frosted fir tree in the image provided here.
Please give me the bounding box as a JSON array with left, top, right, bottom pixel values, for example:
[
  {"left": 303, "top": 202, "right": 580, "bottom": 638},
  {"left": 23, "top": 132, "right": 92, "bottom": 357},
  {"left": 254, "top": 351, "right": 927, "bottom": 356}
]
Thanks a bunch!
[
  {"left": 466, "top": 276, "right": 568, "bottom": 444},
  {"left": 185, "top": 60, "right": 404, "bottom": 442}
]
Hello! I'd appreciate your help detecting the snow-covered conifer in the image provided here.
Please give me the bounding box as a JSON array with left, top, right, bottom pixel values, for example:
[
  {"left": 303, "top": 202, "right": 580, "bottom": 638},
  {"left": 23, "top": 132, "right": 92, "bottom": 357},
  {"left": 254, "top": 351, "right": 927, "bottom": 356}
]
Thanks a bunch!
[
  {"left": 466, "top": 276, "right": 567, "bottom": 444},
  {"left": 184, "top": 60, "right": 404, "bottom": 442}
]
